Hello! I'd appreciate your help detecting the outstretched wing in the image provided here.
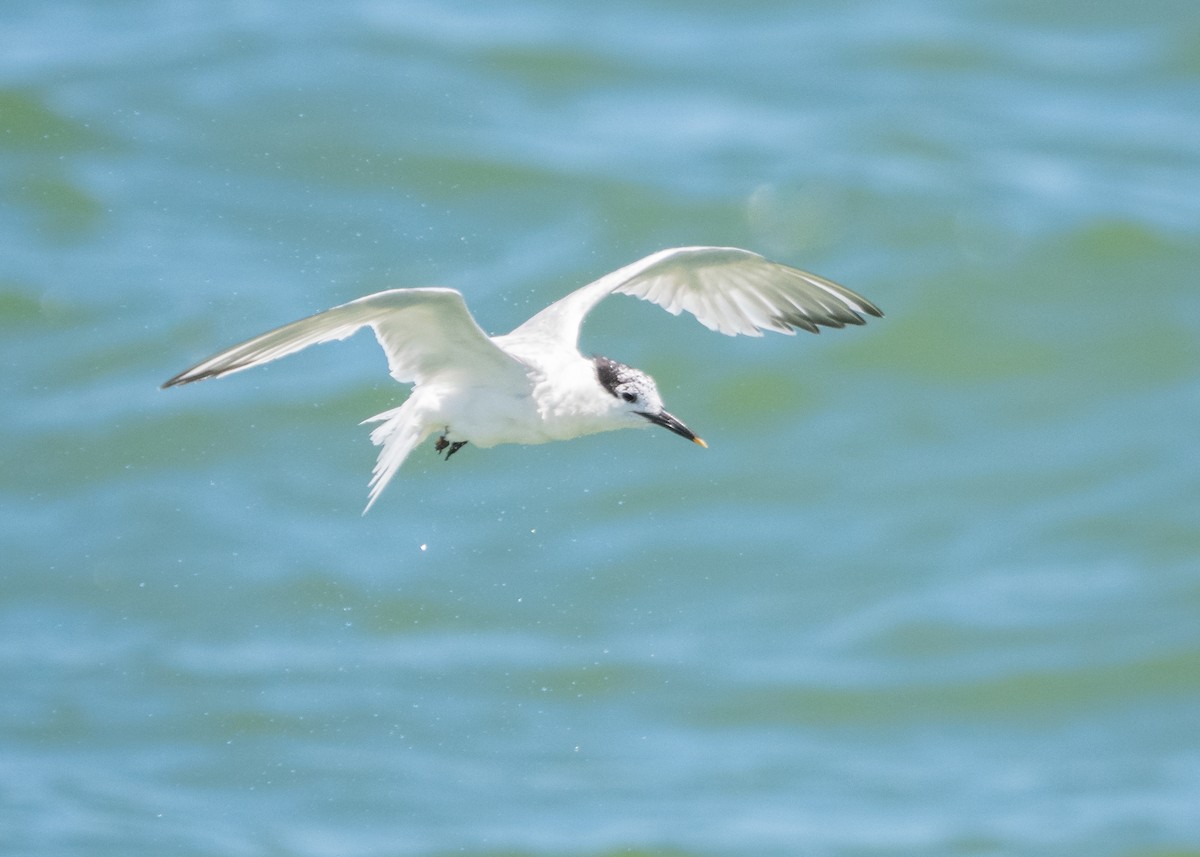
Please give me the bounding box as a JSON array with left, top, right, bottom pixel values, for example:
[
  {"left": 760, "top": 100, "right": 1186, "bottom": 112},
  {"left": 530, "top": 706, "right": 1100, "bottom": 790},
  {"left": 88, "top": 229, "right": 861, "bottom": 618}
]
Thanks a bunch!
[
  {"left": 506, "top": 246, "right": 882, "bottom": 350},
  {"left": 163, "top": 287, "right": 526, "bottom": 389}
]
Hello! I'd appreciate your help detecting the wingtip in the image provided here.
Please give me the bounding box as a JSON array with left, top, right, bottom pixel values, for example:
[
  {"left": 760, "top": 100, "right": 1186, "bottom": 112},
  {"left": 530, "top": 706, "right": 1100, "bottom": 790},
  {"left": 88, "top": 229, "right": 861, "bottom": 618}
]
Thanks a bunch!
[{"left": 160, "top": 365, "right": 240, "bottom": 389}]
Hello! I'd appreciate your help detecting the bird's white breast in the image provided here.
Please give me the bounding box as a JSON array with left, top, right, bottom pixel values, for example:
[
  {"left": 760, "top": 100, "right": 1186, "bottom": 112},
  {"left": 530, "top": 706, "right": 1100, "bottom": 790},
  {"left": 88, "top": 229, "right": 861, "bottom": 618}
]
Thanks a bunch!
[{"left": 472, "top": 335, "right": 630, "bottom": 446}]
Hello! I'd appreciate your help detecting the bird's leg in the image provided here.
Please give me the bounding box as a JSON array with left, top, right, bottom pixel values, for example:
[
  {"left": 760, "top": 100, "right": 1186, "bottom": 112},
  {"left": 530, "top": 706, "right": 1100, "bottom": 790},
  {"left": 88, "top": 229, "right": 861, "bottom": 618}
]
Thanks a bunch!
[{"left": 433, "top": 429, "right": 467, "bottom": 460}]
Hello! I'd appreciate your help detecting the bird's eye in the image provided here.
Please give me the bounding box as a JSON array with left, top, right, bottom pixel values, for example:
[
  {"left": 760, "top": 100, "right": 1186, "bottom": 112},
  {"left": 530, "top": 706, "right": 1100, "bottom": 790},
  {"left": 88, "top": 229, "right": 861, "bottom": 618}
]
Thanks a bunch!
[{"left": 621, "top": 392, "right": 637, "bottom": 403}]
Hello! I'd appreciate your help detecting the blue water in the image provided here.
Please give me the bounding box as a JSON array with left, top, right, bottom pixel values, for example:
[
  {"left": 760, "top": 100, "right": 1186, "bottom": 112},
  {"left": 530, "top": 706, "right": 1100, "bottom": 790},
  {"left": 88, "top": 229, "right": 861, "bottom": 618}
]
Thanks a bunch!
[{"left": 3, "top": 2, "right": 1199, "bottom": 855}]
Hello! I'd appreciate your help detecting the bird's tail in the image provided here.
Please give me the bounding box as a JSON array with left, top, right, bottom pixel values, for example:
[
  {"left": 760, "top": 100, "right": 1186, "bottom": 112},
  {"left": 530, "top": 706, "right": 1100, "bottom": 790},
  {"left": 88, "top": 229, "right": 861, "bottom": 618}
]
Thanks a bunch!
[{"left": 360, "top": 400, "right": 433, "bottom": 514}]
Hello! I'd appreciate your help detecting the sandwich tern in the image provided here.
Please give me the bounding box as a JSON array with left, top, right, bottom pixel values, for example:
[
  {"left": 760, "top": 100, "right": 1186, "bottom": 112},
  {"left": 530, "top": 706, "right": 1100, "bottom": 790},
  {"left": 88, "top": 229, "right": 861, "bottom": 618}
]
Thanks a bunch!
[{"left": 163, "top": 246, "right": 882, "bottom": 510}]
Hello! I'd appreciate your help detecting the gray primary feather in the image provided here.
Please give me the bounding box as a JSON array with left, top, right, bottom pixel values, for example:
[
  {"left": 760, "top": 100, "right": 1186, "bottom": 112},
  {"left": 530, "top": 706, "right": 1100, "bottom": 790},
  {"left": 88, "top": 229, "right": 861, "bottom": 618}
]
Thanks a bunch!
[{"left": 506, "top": 246, "right": 882, "bottom": 350}]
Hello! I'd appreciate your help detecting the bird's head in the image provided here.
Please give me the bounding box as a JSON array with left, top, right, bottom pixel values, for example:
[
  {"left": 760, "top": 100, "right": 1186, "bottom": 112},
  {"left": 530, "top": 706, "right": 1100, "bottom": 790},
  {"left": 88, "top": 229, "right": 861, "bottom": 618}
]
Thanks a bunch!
[{"left": 592, "top": 355, "right": 707, "bottom": 447}]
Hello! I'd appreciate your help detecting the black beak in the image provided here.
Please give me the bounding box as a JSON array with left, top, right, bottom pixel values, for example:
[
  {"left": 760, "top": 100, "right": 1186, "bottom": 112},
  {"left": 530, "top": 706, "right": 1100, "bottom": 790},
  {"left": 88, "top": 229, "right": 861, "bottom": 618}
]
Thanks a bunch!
[{"left": 638, "top": 410, "right": 707, "bottom": 448}]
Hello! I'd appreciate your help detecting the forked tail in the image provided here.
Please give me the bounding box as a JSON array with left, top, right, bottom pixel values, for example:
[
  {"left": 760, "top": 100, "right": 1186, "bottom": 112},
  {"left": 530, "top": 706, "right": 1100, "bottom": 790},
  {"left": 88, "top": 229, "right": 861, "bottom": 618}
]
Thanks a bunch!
[{"left": 360, "top": 401, "right": 433, "bottom": 513}]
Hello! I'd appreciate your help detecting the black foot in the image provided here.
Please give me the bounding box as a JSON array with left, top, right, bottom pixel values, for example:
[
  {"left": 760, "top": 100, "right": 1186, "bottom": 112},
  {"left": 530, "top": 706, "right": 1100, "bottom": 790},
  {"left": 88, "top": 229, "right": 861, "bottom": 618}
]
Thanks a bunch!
[{"left": 433, "top": 432, "right": 467, "bottom": 460}]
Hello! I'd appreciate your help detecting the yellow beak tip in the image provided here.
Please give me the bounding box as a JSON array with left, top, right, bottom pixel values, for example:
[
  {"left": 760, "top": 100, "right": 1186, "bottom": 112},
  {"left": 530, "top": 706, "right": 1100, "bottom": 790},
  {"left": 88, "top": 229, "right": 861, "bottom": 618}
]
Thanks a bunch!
[{"left": 693, "top": 437, "right": 708, "bottom": 448}]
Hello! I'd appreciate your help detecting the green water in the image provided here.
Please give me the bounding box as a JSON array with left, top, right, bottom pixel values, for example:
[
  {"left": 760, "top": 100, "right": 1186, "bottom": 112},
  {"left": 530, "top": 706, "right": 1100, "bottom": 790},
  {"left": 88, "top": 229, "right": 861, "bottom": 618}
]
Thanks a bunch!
[{"left": 3, "top": 2, "right": 1199, "bottom": 855}]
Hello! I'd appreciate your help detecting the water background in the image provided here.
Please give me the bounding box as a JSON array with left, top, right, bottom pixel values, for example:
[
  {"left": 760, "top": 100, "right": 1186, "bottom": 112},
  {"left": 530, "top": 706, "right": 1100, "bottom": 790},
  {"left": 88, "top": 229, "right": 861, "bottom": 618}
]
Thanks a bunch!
[{"left": 3, "top": 2, "right": 1199, "bottom": 855}]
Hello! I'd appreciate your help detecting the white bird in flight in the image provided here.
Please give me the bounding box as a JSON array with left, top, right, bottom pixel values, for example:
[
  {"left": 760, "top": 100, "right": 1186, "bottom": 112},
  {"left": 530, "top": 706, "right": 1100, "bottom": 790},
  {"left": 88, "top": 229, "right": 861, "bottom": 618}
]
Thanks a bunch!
[{"left": 164, "top": 246, "right": 882, "bottom": 511}]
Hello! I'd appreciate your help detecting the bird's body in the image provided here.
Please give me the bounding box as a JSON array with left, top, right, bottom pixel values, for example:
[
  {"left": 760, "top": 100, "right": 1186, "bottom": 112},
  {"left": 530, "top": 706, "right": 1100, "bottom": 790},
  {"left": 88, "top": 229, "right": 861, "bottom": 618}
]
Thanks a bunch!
[{"left": 164, "top": 246, "right": 882, "bottom": 510}]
